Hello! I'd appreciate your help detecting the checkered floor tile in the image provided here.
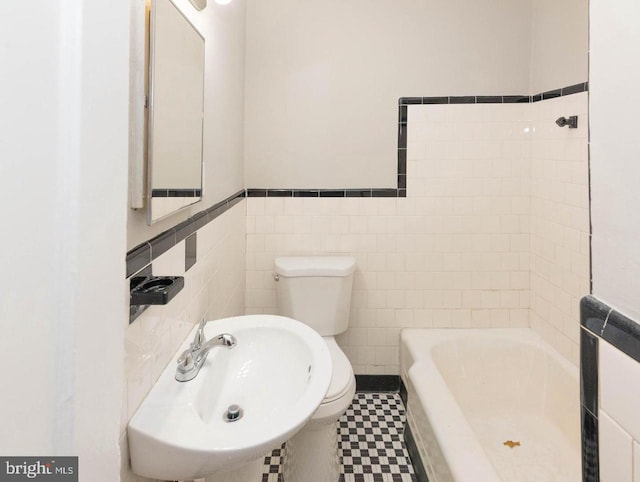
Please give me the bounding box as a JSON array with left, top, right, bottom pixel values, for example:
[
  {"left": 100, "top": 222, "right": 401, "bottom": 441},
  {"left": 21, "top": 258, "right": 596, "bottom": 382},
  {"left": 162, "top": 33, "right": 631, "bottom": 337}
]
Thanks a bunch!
[{"left": 262, "top": 392, "right": 416, "bottom": 482}]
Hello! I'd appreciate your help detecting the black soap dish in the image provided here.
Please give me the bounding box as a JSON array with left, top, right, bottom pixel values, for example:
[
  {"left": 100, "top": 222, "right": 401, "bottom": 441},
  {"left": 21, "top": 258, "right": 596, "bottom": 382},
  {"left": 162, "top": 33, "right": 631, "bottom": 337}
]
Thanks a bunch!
[{"left": 130, "top": 275, "right": 184, "bottom": 306}]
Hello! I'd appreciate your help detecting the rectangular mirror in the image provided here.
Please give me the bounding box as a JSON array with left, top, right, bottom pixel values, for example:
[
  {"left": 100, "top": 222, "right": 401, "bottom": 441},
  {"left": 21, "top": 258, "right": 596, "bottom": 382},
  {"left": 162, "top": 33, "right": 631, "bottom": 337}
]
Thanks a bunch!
[{"left": 147, "top": 0, "right": 205, "bottom": 224}]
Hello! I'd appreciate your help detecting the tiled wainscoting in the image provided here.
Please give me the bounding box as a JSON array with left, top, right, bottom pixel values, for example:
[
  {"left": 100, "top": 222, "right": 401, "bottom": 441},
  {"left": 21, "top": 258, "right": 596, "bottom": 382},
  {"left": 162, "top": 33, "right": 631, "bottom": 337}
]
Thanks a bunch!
[
  {"left": 581, "top": 296, "right": 640, "bottom": 482},
  {"left": 529, "top": 93, "right": 590, "bottom": 364},
  {"left": 121, "top": 200, "right": 247, "bottom": 482},
  {"left": 245, "top": 91, "right": 589, "bottom": 372}
]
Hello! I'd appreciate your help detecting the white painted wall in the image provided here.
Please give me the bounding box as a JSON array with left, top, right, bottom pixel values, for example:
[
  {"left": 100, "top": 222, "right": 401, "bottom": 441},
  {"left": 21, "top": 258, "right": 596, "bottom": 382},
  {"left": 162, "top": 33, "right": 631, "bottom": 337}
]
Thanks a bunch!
[
  {"left": 128, "top": 0, "right": 247, "bottom": 248},
  {"left": 244, "top": 0, "right": 533, "bottom": 189},
  {"left": 529, "top": 0, "right": 589, "bottom": 94},
  {"left": 0, "top": 1, "right": 129, "bottom": 480},
  {"left": 590, "top": 0, "right": 640, "bottom": 322}
]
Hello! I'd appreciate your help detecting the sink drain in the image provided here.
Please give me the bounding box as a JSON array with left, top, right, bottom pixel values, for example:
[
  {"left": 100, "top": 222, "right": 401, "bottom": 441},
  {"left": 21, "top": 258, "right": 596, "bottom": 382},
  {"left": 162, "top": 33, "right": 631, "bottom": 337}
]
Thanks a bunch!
[{"left": 223, "top": 404, "right": 243, "bottom": 423}]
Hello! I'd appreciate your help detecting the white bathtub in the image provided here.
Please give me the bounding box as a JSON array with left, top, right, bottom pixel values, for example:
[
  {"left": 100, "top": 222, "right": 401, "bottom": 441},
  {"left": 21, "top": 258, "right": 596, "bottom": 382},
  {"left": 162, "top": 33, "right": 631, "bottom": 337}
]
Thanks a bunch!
[{"left": 400, "top": 329, "right": 580, "bottom": 482}]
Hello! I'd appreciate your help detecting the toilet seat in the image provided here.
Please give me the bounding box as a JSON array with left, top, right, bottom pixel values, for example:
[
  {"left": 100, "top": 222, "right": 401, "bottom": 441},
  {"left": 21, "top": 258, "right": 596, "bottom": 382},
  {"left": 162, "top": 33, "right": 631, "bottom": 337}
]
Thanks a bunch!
[{"left": 322, "top": 337, "right": 354, "bottom": 403}]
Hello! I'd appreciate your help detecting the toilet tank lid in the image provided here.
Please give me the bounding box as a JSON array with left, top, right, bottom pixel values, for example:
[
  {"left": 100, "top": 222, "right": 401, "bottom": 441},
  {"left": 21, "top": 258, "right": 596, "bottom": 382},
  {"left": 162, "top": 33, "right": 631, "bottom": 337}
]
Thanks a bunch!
[{"left": 275, "top": 256, "right": 356, "bottom": 277}]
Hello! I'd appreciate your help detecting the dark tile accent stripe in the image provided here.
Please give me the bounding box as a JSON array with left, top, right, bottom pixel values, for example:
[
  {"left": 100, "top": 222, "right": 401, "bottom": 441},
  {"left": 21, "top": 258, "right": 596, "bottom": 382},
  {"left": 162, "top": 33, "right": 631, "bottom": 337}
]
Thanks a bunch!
[
  {"left": 399, "top": 82, "right": 588, "bottom": 105},
  {"left": 562, "top": 82, "right": 589, "bottom": 96},
  {"left": 503, "top": 95, "right": 530, "bottom": 103},
  {"left": 206, "top": 198, "right": 229, "bottom": 220},
  {"left": 355, "top": 375, "right": 400, "bottom": 392},
  {"left": 245, "top": 83, "right": 588, "bottom": 204},
  {"left": 399, "top": 378, "right": 408, "bottom": 406},
  {"left": 398, "top": 97, "right": 422, "bottom": 105},
  {"left": 422, "top": 96, "right": 448, "bottom": 104},
  {"left": 174, "top": 217, "right": 197, "bottom": 243},
  {"left": 404, "top": 425, "right": 429, "bottom": 482},
  {"left": 293, "top": 190, "right": 319, "bottom": 197},
  {"left": 151, "top": 188, "right": 202, "bottom": 198},
  {"left": 247, "top": 188, "right": 267, "bottom": 197},
  {"left": 126, "top": 242, "right": 151, "bottom": 278},
  {"left": 185, "top": 233, "right": 197, "bottom": 272},
  {"left": 247, "top": 188, "right": 403, "bottom": 198},
  {"left": 477, "top": 95, "right": 503, "bottom": 103},
  {"left": 542, "top": 88, "right": 562, "bottom": 100},
  {"left": 581, "top": 295, "right": 640, "bottom": 363},
  {"left": 450, "top": 96, "right": 475, "bottom": 104},
  {"left": 372, "top": 188, "right": 399, "bottom": 197},
  {"left": 319, "top": 189, "right": 346, "bottom": 198},
  {"left": 581, "top": 406, "right": 599, "bottom": 482},
  {"left": 149, "top": 229, "right": 176, "bottom": 259},
  {"left": 579, "top": 295, "right": 640, "bottom": 482},
  {"left": 126, "top": 189, "right": 245, "bottom": 278},
  {"left": 399, "top": 105, "right": 408, "bottom": 123},
  {"left": 581, "top": 328, "right": 598, "bottom": 416},
  {"left": 265, "top": 189, "right": 293, "bottom": 197},
  {"left": 398, "top": 123, "right": 407, "bottom": 147},
  {"left": 191, "top": 211, "right": 208, "bottom": 232},
  {"left": 346, "top": 189, "right": 372, "bottom": 198},
  {"left": 398, "top": 149, "right": 407, "bottom": 175}
]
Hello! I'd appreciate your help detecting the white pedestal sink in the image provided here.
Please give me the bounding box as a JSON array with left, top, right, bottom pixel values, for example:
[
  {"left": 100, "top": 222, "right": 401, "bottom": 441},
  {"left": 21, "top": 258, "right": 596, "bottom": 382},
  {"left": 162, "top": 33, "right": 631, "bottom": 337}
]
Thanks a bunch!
[{"left": 128, "top": 315, "right": 332, "bottom": 481}]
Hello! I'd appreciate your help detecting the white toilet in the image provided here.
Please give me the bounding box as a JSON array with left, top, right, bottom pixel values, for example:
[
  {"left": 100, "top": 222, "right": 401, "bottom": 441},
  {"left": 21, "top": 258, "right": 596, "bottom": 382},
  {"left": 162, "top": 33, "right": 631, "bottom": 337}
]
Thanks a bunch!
[{"left": 274, "top": 256, "right": 357, "bottom": 482}]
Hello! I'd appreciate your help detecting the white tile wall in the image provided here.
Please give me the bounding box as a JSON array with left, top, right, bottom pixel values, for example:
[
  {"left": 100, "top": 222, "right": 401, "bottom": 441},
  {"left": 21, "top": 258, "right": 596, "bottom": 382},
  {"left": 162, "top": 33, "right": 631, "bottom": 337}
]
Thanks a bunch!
[
  {"left": 597, "top": 339, "right": 640, "bottom": 482},
  {"left": 245, "top": 96, "right": 589, "bottom": 373},
  {"left": 599, "top": 410, "right": 633, "bottom": 482},
  {"left": 246, "top": 102, "right": 536, "bottom": 375},
  {"left": 600, "top": 340, "right": 640, "bottom": 442},
  {"left": 529, "top": 92, "right": 590, "bottom": 364},
  {"left": 121, "top": 201, "right": 246, "bottom": 482}
]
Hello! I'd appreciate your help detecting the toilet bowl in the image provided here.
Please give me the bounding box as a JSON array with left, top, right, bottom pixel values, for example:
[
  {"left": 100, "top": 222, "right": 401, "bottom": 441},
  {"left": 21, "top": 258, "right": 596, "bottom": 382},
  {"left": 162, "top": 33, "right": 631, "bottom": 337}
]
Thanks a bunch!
[
  {"left": 312, "top": 337, "right": 356, "bottom": 423},
  {"left": 274, "top": 256, "right": 357, "bottom": 482},
  {"left": 284, "top": 337, "right": 356, "bottom": 482}
]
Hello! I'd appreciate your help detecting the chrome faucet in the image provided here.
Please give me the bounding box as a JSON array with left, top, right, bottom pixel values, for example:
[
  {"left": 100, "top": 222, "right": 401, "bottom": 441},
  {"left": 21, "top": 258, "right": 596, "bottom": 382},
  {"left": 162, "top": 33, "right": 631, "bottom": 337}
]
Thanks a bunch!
[{"left": 175, "top": 319, "right": 237, "bottom": 382}]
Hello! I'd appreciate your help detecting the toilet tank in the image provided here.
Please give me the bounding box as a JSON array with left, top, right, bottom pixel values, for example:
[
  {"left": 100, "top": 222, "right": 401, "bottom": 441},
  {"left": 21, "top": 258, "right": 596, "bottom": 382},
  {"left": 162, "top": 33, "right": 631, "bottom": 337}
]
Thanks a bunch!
[{"left": 274, "top": 256, "right": 356, "bottom": 336}]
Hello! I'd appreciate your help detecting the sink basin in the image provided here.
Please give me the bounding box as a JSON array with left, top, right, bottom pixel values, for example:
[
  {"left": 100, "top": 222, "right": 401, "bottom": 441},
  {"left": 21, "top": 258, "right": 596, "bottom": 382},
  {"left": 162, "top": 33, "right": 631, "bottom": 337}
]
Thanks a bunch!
[{"left": 128, "top": 314, "right": 332, "bottom": 481}]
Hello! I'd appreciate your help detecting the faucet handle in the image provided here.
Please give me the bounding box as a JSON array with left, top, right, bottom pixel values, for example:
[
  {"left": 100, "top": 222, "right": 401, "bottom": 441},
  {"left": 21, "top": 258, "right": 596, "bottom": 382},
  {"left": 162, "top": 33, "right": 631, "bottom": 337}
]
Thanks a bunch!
[
  {"left": 193, "top": 319, "right": 207, "bottom": 349},
  {"left": 176, "top": 349, "right": 194, "bottom": 373}
]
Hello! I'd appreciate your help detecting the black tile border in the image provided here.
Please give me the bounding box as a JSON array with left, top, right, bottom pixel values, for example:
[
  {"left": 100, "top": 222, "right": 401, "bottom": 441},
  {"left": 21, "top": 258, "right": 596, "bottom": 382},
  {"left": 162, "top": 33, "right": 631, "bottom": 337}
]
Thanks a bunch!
[
  {"left": 398, "top": 82, "right": 588, "bottom": 106},
  {"left": 399, "top": 378, "right": 408, "bottom": 406},
  {"left": 245, "top": 82, "right": 587, "bottom": 201},
  {"left": 126, "top": 189, "right": 246, "bottom": 278},
  {"left": 399, "top": 378, "right": 427, "bottom": 481},
  {"left": 151, "top": 188, "right": 202, "bottom": 198},
  {"left": 581, "top": 406, "right": 599, "bottom": 482},
  {"left": 126, "top": 243, "right": 151, "bottom": 278},
  {"left": 580, "top": 328, "right": 598, "bottom": 417},
  {"left": 580, "top": 294, "right": 640, "bottom": 482},
  {"left": 185, "top": 233, "right": 197, "bottom": 272},
  {"left": 355, "top": 375, "right": 400, "bottom": 392},
  {"left": 246, "top": 188, "right": 406, "bottom": 199},
  {"left": 404, "top": 424, "right": 429, "bottom": 482},
  {"left": 581, "top": 295, "right": 640, "bottom": 363},
  {"left": 129, "top": 82, "right": 590, "bottom": 278}
]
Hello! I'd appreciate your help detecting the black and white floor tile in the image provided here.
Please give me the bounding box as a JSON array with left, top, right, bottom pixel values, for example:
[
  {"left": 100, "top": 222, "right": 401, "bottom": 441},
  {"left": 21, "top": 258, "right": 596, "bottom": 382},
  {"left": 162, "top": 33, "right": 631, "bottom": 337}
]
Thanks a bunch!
[{"left": 262, "top": 392, "right": 416, "bottom": 482}]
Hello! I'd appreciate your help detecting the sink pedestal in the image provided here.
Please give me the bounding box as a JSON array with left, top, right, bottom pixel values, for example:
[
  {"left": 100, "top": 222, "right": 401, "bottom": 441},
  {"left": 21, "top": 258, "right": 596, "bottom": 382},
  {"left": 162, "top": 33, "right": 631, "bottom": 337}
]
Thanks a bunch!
[{"left": 204, "top": 458, "right": 263, "bottom": 482}]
